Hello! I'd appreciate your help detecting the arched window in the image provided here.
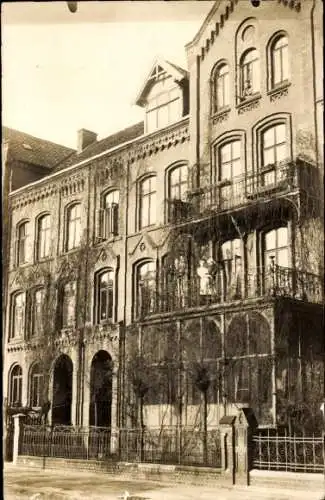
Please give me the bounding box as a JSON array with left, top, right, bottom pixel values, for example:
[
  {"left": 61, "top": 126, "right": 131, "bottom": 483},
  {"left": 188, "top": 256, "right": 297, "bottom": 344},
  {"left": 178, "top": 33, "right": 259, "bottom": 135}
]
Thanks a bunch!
[
  {"left": 65, "top": 203, "right": 81, "bottom": 251},
  {"left": 215, "top": 139, "right": 243, "bottom": 209},
  {"left": 31, "top": 287, "right": 45, "bottom": 336},
  {"left": 139, "top": 176, "right": 156, "bottom": 229},
  {"left": 240, "top": 49, "right": 260, "bottom": 98},
  {"left": 10, "top": 291, "right": 26, "bottom": 340},
  {"left": 30, "top": 363, "right": 44, "bottom": 407},
  {"left": 213, "top": 63, "right": 230, "bottom": 112},
  {"left": 98, "top": 190, "right": 119, "bottom": 239},
  {"left": 95, "top": 269, "right": 115, "bottom": 323},
  {"left": 271, "top": 35, "right": 289, "bottom": 87},
  {"left": 260, "top": 123, "right": 288, "bottom": 187},
  {"left": 36, "top": 214, "right": 51, "bottom": 260},
  {"left": 16, "top": 220, "right": 30, "bottom": 265},
  {"left": 135, "top": 261, "right": 156, "bottom": 317},
  {"left": 9, "top": 365, "right": 22, "bottom": 406},
  {"left": 61, "top": 281, "right": 77, "bottom": 328},
  {"left": 167, "top": 164, "right": 188, "bottom": 222}
]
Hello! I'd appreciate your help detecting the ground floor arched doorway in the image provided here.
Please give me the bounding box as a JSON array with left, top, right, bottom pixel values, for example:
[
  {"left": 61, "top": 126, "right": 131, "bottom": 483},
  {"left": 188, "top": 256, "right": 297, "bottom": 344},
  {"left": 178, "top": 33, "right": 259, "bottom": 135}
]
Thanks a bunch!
[
  {"left": 52, "top": 354, "right": 73, "bottom": 425},
  {"left": 89, "top": 350, "right": 113, "bottom": 427}
]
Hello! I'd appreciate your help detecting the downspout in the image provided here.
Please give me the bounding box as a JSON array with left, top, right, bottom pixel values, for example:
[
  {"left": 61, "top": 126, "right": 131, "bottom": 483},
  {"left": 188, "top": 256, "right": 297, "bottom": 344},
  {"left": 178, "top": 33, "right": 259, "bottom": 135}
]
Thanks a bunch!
[{"left": 310, "top": 0, "right": 319, "bottom": 165}]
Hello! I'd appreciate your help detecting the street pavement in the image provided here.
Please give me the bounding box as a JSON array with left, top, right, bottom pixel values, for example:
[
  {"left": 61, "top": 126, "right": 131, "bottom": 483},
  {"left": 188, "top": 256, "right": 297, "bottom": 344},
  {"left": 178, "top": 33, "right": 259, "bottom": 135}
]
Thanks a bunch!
[{"left": 4, "top": 464, "right": 325, "bottom": 500}]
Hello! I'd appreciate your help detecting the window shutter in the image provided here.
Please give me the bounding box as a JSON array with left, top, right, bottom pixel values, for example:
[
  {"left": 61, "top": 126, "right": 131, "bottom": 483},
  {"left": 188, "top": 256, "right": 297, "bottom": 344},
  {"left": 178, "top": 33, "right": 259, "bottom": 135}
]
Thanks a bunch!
[{"left": 111, "top": 203, "right": 119, "bottom": 236}]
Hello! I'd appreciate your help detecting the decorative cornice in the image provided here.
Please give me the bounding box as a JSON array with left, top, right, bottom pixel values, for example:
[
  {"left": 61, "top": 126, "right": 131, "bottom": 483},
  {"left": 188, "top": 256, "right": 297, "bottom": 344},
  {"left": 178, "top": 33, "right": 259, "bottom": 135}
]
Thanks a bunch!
[
  {"left": 11, "top": 184, "right": 58, "bottom": 210},
  {"left": 84, "top": 322, "right": 119, "bottom": 344},
  {"left": 269, "top": 85, "right": 290, "bottom": 103},
  {"left": 127, "top": 121, "right": 190, "bottom": 163},
  {"left": 211, "top": 108, "right": 231, "bottom": 125}
]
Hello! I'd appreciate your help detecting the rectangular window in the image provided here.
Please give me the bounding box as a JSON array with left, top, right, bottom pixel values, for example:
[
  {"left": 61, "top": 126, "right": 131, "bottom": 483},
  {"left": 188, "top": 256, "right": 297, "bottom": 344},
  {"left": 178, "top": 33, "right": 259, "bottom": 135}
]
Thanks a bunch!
[
  {"left": 67, "top": 204, "right": 81, "bottom": 251},
  {"left": 17, "top": 222, "right": 30, "bottom": 265},
  {"left": 96, "top": 270, "right": 114, "bottom": 323},
  {"left": 31, "top": 373, "right": 43, "bottom": 407}
]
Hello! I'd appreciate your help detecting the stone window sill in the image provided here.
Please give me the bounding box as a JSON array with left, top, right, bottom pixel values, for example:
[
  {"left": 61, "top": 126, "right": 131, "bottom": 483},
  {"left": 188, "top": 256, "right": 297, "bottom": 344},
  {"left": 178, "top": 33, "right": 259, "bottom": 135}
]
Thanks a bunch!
[
  {"left": 211, "top": 107, "right": 231, "bottom": 125},
  {"left": 267, "top": 82, "right": 291, "bottom": 101},
  {"left": 236, "top": 93, "right": 261, "bottom": 114}
]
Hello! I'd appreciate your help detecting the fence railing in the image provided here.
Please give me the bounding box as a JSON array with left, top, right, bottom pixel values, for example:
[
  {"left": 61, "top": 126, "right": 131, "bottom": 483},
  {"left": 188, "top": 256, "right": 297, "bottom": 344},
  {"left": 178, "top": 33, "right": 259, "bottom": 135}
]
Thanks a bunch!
[
  {"left": 252, "top": 429, "right": 325, "bottom": 473},
  {"left": 19, "top": 425, "right": 221, "bottom": 468}
]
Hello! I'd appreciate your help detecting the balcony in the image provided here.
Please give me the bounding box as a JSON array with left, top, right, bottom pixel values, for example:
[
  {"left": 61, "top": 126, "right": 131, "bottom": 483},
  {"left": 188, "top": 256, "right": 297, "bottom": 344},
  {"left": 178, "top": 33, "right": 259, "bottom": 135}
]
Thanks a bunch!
[
  {"left": 138, "top": 264, "right": 323, "bottom": 318},
  {"left": 185, "top": 159, "right": 319, "bottom": 221}
]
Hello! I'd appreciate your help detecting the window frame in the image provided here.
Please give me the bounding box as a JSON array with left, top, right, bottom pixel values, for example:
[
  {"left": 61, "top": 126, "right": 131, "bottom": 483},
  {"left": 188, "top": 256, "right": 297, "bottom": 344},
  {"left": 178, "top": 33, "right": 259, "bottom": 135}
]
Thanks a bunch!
[
  {"left": 31, "top": 287, "right": 45, "bottom": 337},
  {"left": 239, "top": 48, "right": 260, "bottom": 99},
  {"left": 10, "top": 291, "right": 26, "bottom": 340},
  {"left": 268, "top": 32, "right": 289, "bottom": 90},
  {"left": 65, "top": 202, "right": 82, "bottom": 252},
  {"left": 94, "top": 268, "right": 115, "bottom": 324},
  {"left": 98, "top": 189, "right": 119, "bottom": 240},
  {"left": 134, "top": 259, "right": 157, "bottom": 319},
  {"left": 212, "top": 61, "right": 230, "bottom": 113},
  {"left": 36, "top": 213, "right": 51, "bottom": 261},
  {"left": 166, "top": 163, "right": 188, "bottom": 222},
  {"left": 29, "top": 363, "right": 44, "bottom": 408},
  {"left": 16, "top": 220, "right": 31, "bottom": 266},
  {"left": 138, "top": 175, "right": 157, "bottom": 230},
  {"left": 9, "top": 364, "right": 23, "bottom": 406}
]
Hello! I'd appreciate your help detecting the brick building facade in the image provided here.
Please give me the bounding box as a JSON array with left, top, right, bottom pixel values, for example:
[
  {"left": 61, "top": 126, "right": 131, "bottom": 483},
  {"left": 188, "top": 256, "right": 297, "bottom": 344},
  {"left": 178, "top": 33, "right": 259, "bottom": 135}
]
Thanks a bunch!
[{"left": 3, "top": 0, "right": 324, "bottom": 436}]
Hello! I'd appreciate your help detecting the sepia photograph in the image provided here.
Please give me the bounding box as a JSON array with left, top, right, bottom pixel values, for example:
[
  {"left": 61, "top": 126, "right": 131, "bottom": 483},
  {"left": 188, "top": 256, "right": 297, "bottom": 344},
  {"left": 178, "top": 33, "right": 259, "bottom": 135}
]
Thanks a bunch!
[{"left": 2, "top": 1, "right": 324, "bottom": 499}]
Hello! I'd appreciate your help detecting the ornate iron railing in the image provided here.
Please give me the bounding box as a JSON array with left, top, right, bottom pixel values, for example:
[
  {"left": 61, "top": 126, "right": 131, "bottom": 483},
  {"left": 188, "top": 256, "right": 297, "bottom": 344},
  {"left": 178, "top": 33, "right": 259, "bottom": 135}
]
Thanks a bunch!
[
  {"left": 19, "top": 425, "right": 221, "bottom": 468},
  {"left": 139, "top": 264, "right": 323, "bottom": 317},
  {"left": 188, "top": 160, "right": 300, "bottom": 216},
  {"left": 252, "top": 428, "right": 325, "bottom": 473}
]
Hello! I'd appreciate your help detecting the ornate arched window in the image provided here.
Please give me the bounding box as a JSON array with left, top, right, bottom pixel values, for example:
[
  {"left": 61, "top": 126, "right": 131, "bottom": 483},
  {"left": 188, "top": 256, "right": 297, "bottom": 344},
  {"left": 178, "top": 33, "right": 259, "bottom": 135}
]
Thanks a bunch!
[
  {"left": 65, "top": 203, "right": 81, "bottom": 251},
  {"left": 9, "top": 365, "right": 23, "bottom": 406},
  {"left": 240, "top": 48, "right": 260, "bottom": 98},
  {"left": 30, "top": 363, "right": 44, "bottom": 407},
  {"left": 95, "top": 269, "right": 115, "bottom": 323},
  {"left": 212, "top": 63, "right": 230, "bottom": 112},
  {"left": 271, "top": 34, "right": 289, "bottom": 87},
  {"left": 36, "top": 214, "right": 51, "bottom": 260}
]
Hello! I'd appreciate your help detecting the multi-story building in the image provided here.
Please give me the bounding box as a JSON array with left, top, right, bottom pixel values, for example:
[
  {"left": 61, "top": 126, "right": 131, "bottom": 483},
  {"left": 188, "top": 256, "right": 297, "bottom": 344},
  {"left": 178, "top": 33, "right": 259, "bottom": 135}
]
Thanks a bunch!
[{"left": 3, "top": 0, "right": 324, "bottom": 437}]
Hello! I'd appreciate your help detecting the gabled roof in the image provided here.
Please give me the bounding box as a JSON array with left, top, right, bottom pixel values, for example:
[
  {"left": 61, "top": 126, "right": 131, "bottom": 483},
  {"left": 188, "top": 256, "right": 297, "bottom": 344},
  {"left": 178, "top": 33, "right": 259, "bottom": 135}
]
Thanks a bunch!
[
  {"left": 2, "top": 126, "right": 75, "bottom": 169},
  {"left": 135, "top": 58, "right": 189, "bottom": 108},
  {"left": 53, "top": 121, "right": 144, "bottom": 172}
]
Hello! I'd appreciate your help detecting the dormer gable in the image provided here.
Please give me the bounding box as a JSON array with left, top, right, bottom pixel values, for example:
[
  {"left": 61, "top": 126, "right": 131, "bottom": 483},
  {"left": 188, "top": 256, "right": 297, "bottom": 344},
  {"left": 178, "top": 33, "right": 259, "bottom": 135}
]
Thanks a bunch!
[{"left": 135, "top": 58, "right": 189, "bottom": 134}]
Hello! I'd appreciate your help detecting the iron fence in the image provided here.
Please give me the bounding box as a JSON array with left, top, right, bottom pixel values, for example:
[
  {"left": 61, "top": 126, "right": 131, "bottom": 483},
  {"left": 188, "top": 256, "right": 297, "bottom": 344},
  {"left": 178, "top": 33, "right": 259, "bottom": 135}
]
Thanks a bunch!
[
  {"left": 252, "top": 428, "right": 325, "bottom": 473},
  {"left": 19, "top": 425, "right": 221, "bottom": 467}
]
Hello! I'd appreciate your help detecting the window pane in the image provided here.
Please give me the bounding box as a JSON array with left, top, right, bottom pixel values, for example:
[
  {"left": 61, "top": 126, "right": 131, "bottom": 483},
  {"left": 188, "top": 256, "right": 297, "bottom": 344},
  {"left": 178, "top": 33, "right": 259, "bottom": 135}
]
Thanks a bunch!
[
  {"left": 252, "top": 59, "right": 260, "bottom": 91},
  {"left": 265, "top": 230, "right": 276, "bottom": 251},
  {"left": 263, "top": 148, "right": 275, "bottom": 166},
  {"left": 282, "top": 44, "right": 289, "bottom": 80},
  {"left": 275, "top": 124, "right": 286, "bottom": 142},
  {"left": 141, "top": 196, "right": 149, "bottom": 228},
  {"left": 141, "top": 178, "right": 150, "bottom": 195},
  {"left": 224, "top": 72, "right": 230, "bottom": 106},
  {"left": 146, "top": 110, "right": 156, "bottom": 132},
  {"left": 277, "top": 248, "right": 289, "bottom": 267},
  {"left": 232, "top": 158, "right": 243, "bottom": 178},
  {"left": 273, "top": 50, "right": 281, "bottom": 84},
  {"left": 104, "top": 190, "right": 119, "bottom": 206},
  {"left": 149, "top": 191, "right": 156, "bottom": 225},
  {"left": 277, "top": 227, "right": 288, "bottom": 247},
  {"left": 263, "top": 128, "right": 275, "bottom": 148},
  {"left": 276, "top": 143, "right": 287, "bottom": 163},
  {"left": 220, "top": 143, "right": 231, "bottom": 162},
  {"left": 157, "top": 104, "right": 169, "bottom": 128},
  {"left": 169, "top": 99, "right": 180, "bottom": 123}
]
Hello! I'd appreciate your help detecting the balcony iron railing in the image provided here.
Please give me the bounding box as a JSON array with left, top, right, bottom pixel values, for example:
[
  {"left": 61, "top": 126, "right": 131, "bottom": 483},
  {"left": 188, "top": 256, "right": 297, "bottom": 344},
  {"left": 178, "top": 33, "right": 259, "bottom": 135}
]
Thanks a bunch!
[
  {"left": 189, "top": 160, "right": 298, "bottom": 216},
  {"left": 138, "top": 264, "right": 323, "bottom": 317}
]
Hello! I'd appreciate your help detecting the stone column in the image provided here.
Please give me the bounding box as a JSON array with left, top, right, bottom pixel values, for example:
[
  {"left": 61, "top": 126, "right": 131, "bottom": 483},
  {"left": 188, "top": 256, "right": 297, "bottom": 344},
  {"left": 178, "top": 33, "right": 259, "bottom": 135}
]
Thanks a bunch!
[
  {"left": 71, "top": 349, "right": 78, "bottom": 426},
  {"left": 13, "top": 414, "right": 26, "bottom": 465},
  {"left": 234, "top": 408, "right": 258, "bottom": 486}
]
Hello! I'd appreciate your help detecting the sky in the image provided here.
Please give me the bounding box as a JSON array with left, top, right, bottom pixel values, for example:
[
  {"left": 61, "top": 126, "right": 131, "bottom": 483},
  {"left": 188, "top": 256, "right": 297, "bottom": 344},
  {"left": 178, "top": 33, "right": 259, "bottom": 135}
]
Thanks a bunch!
[{"left": 2, "top": 1, "right": 214, "bottom": 149}]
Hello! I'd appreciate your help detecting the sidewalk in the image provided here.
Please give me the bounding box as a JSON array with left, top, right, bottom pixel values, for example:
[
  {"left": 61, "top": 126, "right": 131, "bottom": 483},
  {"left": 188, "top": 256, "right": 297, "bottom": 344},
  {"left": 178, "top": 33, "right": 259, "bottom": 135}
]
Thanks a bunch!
[{"left": 4, "top": 463, "right": 325, "bottom": 500}]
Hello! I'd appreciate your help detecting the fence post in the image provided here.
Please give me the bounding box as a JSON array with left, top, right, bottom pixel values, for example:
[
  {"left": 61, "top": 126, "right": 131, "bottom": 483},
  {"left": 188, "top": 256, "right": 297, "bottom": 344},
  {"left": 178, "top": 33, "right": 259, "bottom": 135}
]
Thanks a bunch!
[
  {"left": 234, "top": 408, "right": 258, "bottom": 486},
  {"left": 12, "top": 413, "right": 26, "bottom": 465},
  {"left": 219, "top": 415, "right": 236, "bottom": 485}
]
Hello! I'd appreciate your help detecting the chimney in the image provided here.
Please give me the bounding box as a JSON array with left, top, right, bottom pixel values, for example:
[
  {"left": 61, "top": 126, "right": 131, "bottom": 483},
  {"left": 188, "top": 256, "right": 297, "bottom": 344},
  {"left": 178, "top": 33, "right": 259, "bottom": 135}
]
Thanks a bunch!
[{"left": 77, "top": 129, "right": 97, "bottom": 153}]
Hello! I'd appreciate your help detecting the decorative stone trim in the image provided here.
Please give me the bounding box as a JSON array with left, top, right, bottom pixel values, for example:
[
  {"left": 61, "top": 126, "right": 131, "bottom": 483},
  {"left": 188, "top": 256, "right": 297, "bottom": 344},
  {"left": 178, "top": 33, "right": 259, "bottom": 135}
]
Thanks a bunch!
[
  {"left": 60, "top": 174, "right": 85, "bottom": 197},
  {"left": 11, "top": 185, "right": 58, "bottom": 210},
  {"left": 268, "top": 84, "right": 290, "bottom": 102},
  {"left": 85, "top": 322, "right": 119, "bottom": 344},
  {"left": 128, "top": 121, "right": 190, "bottom": 163},
  {"left": 211, "top": 108, "right": 231, "bottom": 125},
  {"left": 237, "top": 95, "right": 261, "bottom": 115}
]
